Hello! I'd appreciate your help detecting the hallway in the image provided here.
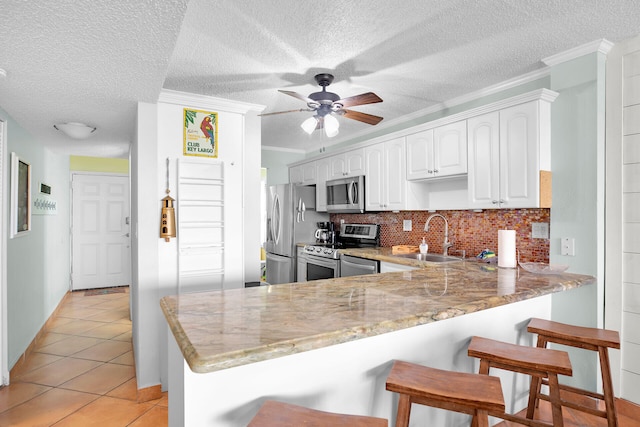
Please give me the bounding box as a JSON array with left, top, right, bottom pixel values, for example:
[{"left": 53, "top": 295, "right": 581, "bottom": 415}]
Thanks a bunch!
[{"left": 0, "top": 287, "right": 167, "bottom": 426}]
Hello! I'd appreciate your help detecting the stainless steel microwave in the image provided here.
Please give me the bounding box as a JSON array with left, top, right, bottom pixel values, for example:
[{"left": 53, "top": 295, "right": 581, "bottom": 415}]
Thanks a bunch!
[{"left": 326, "top": 175, "right": 365, "bottom": 213}]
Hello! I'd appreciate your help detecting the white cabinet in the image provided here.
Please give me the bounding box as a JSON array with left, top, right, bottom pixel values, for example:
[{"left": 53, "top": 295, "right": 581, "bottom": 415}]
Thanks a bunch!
[
  {"left": 315, "top": 157, "right": 331, "bottom": 212},
  {"left": 379, "top": 261, "right": 419, "bottom": 273},
  {"left": 365, "top": 137, "right": 406, "bottom": 211},
  {"left": 468, "top": 100, "right": 551, "bottom": 209},
  {"left": 289, "top": 162, "right": 316, "bottom": 185},
  {"left": 329, "top": 148, "right": 365, "bottom": 179},
  {"left": 406, "top": 121, "right": 467, "bottom": 180}
]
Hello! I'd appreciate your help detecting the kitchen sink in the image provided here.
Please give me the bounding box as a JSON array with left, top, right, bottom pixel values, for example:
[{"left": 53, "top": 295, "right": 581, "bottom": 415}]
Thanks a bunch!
[{"left": 393, "top": 253, "right": 462, "bottom": 263}]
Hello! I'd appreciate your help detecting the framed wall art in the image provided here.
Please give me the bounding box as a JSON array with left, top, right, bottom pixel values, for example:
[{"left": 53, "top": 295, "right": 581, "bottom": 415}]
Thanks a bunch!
[
  {"left": 183, "top": 108, "right": 218, "bottom": 158},
  {"left": 10, "top": 152, "right": 31, "bottom": 238}
]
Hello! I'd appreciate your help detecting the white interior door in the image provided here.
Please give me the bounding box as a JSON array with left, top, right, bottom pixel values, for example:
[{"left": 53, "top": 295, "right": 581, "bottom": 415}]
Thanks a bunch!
[{"left": 72, "top": 173, "right": 131, "bottom": 290}]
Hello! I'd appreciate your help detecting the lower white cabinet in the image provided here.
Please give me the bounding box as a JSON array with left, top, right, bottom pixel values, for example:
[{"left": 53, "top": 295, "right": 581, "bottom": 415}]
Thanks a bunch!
[
  {"left": 380, "top": 261, "right": 419, "bottom": 273},
  {"left": 365, "top": 137, "right": 406, "bottom": 211}
]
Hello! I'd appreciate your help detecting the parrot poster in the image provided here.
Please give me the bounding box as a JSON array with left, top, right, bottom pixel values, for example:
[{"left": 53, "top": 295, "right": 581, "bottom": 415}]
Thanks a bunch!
[{"left": 183, "top": 109, "right": 218, "bottom": 158}]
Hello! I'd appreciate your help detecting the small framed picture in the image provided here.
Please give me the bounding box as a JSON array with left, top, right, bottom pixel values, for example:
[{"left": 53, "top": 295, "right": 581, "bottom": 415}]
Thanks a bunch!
[
  {"left": 10, "top": 152, "right": 31, "bottom": 238},
  {"left": 183, "top": 108, "right": 218, "bottom": 158}
]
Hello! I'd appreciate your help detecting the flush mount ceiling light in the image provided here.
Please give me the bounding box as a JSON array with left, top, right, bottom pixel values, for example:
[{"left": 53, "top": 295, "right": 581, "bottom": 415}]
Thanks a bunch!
[
  {"left": 54, "top": 122, "right": 97, "bottom": 139},
  {"left": 261, "top": 73, "right": 384, "bottom": 138}
]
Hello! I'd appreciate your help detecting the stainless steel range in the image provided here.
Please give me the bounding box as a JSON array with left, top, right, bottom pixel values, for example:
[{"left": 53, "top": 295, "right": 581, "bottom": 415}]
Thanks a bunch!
[{"left": 297, "top": 223, "right": 379, "bottom": 282}]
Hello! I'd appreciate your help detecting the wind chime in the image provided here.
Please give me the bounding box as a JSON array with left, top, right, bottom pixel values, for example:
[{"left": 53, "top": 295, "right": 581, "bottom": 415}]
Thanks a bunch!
[{"left": 160, "top": 157, "right": 176, "bottom": 242}]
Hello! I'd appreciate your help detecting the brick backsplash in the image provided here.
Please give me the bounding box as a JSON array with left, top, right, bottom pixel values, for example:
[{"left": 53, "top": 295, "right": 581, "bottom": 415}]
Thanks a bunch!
[{"left": 331, "top": 209, "right": 550, "bottom": 263}]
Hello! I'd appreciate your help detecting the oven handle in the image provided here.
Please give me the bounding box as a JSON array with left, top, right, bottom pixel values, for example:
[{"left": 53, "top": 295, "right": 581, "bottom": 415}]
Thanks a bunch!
[{"left": 298, "top": 252, "right": 338, "bottom": 269}]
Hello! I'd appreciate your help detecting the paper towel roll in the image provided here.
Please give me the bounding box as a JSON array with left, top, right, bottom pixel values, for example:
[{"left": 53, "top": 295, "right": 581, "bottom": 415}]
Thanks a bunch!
[{"left": 498, "top": 230, "right": 517, "bottom": 268}]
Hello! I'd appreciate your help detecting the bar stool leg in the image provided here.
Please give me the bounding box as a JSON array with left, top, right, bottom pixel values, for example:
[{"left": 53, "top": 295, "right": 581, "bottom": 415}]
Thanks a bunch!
[
  {"left": 476, "top": 409, "right": 489, "bottom": 427},
  {"left": 600, "top": 346, "right": 618, "bottom": 427},
  {"left": 526, "top": 375, "right": 542, "bottom": 419},
  {"left": 548, "top": 373, "right": 564, "bottom": 427},
  {"left": 394, "top": 394, "right": 412, "bottom": 427}
]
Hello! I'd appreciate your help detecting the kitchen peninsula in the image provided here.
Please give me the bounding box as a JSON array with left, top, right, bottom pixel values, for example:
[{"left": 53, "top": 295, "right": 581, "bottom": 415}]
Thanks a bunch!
[{"left": 161, "top": 252, "right": 594, "bottom": 426}]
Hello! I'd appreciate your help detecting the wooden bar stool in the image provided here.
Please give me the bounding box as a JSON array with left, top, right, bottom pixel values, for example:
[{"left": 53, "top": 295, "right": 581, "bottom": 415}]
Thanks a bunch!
[
  {"left": 467, "top": 335, "right": 573, "bottom": 427},
  {"left": 247, "top": 400, "right": 388, "bottom": 427},
  {"left": 527, "top": 318, "right": 621, "bottom": 427},
  {"left": 385, "top": 360, "right": 505, "bottom": 427}
]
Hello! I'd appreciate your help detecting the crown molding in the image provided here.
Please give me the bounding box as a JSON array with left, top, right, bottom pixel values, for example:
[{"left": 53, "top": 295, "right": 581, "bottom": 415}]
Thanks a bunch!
[
  {"left": 158, "top": 89, "right": 265, "bottom": 114},
  {"left": 315, "top": 66, "right": 552, "bottom": 152},
  {"left": 542, "top": 39, "right": 614, "bottom": 66},
  {"left": 261, "top": 145, "right": 306, "bottom": 154},
  {"left": 290, "top": 88, "right": 559, "bottom": 165}
]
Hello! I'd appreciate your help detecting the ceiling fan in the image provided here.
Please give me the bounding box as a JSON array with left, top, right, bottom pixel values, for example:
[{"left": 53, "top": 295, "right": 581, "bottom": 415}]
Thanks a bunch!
[{"left": 261, "top": 73, "right": 383, "bottom": 137}]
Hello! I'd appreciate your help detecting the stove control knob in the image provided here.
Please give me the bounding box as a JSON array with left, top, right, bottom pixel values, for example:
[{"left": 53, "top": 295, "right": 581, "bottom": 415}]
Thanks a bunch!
[
  {"left": 315, "top": 247, "right": 322, "bottom": 253},
  {"left": 324, "top": 248, "right": 333, "bottom": 255}
]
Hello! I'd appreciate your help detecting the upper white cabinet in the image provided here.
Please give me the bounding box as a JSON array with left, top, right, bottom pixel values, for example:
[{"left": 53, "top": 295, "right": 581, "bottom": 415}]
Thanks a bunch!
[
  {"left": 315, "top": 157, "right": 331, "bottom": 212},
  {"left": 329, "top": 148, "right": 365, "bottom": 179},
  {"left": 406, "top": 121, "right": 467, "bottom": 180},
  {"left": 468, "top": 99, "right": 552, "bottom": 209},
  {"left": 289, "top": 162, "right": 316, "bottom": 185},
  {"left": 365, "top": 137, "right": 406, "bottom": 211}
]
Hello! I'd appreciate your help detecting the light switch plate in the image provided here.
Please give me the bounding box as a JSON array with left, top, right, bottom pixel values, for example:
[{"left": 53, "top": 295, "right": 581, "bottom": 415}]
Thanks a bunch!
[
  {"left": 532, "top": 222, "right": 549, "bottom": 239},
  {"left": 403, "top": 219, "right": 412, "bottom": 231},
  {"left": 561, "top": 237, "right": 575, "bottom": 256}
]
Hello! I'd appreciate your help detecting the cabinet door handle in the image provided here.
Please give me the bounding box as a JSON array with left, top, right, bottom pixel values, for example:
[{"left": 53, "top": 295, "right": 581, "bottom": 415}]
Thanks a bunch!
[
  {"left": 434, "top": 169, "right": 439, "bottom": 173},
  {"left": 428, "top": 169, "right": 433, "bottom": 174},
  {"left": 492, "top": 200, "right": 499, "bottom": 205}
]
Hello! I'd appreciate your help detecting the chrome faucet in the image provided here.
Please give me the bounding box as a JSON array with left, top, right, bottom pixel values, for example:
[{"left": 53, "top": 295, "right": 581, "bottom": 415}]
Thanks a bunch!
[{"left": 424, "top": 213, "right": 453, "bottom": 256}]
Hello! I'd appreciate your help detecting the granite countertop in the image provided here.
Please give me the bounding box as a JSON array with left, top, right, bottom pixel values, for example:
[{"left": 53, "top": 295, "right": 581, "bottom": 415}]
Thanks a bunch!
[{"left": 161, "top": 249, "right": 595, "bottom": 374}]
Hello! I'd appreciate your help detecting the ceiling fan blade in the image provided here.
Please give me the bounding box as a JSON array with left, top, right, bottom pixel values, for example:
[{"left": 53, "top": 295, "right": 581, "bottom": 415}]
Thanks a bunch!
[
  {"left": 278, "top": 89, "right": 315, "bottom": 104},
  {"left": 259, "top": 108, "right": 312, "bottom": 117},
  {"left": 335, "top": 92, "right": 382, "bottom": 108},
  {"left": 342, "top": 109, "right": 384, "bottom": 125}
]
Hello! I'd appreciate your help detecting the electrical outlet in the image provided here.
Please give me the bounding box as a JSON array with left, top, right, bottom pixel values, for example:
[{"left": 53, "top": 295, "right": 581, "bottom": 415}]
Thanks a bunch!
[
  {"left": 531, "top": 222, "right": 549, "bottom": 239},
  {"left": 561, "top": 237, "right": 575, "bottom": 256},
  {"left": 403, "top": 219, "right": 412, "bottom": 231}
]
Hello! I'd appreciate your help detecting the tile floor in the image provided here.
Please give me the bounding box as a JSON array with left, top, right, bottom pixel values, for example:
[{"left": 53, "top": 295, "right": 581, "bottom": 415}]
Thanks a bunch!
[
  {"left": 2, "top": 286, "right": 636, "bottom": 426},
  {"left": 0, "top": 287, "right": 168, "bottom": 426}
]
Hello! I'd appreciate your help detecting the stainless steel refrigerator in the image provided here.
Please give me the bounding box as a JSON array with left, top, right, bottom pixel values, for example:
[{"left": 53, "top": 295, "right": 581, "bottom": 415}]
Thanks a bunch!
[{"left": 265, "top": 184, "right": 329, "bottom": 284}]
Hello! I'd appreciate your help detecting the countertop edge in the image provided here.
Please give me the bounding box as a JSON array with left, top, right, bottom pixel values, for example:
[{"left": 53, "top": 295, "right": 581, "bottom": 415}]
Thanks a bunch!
[{"left": 162, "top": 272, "right": 594, "bottom": 374}]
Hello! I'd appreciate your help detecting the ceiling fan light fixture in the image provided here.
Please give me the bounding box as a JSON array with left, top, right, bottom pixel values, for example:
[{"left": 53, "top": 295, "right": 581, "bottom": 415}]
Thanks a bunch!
[
  {"left": 301, "top": 116, "right": 318, "bottom": 135},
  {"left": 323, "top": 114, "right": 339, "bottom": 138},
  {"left": 54, "top": 122, "right": 97, "bottom": 139}
]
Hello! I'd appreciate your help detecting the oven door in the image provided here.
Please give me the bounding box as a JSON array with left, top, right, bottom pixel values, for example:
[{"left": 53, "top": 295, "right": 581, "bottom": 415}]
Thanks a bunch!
[{"left": 298, "top": 252, "right": 339, "bottom": 281}]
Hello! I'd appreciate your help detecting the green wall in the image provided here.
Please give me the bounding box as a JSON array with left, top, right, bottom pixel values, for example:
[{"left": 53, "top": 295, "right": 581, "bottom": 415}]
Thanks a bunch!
[
  {"left": 1, "top": 107, "right": 71, "bottom": 368},
  {"left": 548, "top": 52, "right": 605, "bottom": 391},
  {"left": 261, "top": 149, "right": 305, "bottom": 186},
  {"left": 70, "top": 155, "right": 129, "bottom": 174}
]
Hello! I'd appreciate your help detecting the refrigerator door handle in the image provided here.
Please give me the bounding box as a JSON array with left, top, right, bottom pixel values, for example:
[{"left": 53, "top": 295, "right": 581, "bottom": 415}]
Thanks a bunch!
[{"left": 273, "top": 194, "right": 281, "bottom": 245}]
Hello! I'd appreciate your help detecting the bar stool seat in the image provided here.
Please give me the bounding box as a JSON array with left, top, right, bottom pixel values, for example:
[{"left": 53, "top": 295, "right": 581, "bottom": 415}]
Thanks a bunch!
[
  {"left": 385, "top": 360, "right": 505, "bottom": 427},
  {"left": 527, "top": 318, "right": 621, "bottom": 427},
  {"left": 247, "top": 400, "right": 388, "bottom": 427},
  {"left": 468, "top": 335, "right": 572, "bottom": 427}
]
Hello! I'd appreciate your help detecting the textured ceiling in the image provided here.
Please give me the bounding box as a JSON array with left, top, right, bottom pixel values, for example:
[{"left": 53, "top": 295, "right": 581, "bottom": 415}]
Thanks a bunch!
[{"left": 1, "top": 1, "right": 640, "bottom": 157}]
